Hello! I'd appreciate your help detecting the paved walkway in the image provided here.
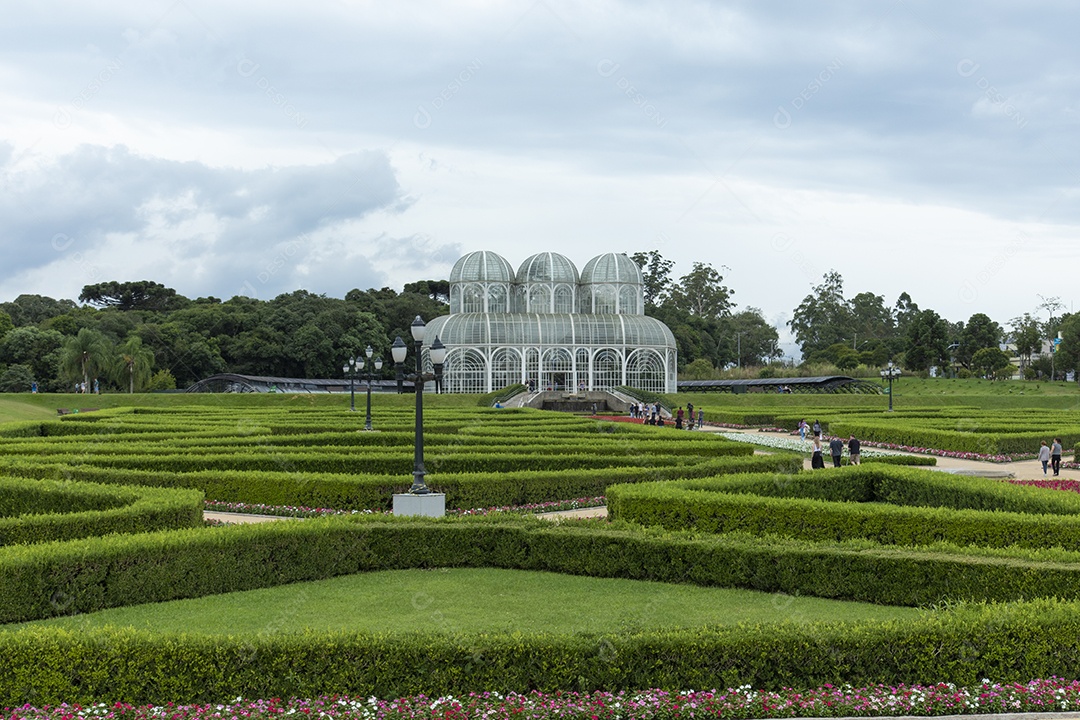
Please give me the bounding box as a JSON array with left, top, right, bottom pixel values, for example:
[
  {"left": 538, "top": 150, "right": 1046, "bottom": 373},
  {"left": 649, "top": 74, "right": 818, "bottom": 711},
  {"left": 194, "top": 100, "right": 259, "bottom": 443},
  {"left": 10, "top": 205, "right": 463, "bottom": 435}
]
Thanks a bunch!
[{"left": 723, "top": 426, "right": 1078, "bottom": 482}]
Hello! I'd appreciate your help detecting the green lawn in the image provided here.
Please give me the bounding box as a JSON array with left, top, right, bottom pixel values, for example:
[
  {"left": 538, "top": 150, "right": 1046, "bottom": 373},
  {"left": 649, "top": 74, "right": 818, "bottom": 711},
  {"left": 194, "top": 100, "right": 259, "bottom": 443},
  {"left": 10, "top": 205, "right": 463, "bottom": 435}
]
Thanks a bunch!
[
  {"left": 7, "top": 568, "right": 921, "bottom": 635},
  {"left": 0, "top": 396, "right": 57, "bottom": 423},
  {"left": 0, "top": 391, "right": 482, "bottom": 424}
]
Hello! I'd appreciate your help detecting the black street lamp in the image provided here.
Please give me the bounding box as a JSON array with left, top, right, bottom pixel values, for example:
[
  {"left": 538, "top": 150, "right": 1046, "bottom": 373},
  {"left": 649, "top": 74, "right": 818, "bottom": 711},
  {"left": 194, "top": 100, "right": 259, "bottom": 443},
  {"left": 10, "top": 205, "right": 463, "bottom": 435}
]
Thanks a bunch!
[
  {"left": 358, "top": 345, "right": 384, "bottom": 431},
  {"left": 391, "top": 316, "right": 447, "bottom": 494},
  {"left": 880, "top": 361, "right": 901, "bottom": 412},
  {"left": 342, "top": 356, "right": 359, "bottom": 412}
]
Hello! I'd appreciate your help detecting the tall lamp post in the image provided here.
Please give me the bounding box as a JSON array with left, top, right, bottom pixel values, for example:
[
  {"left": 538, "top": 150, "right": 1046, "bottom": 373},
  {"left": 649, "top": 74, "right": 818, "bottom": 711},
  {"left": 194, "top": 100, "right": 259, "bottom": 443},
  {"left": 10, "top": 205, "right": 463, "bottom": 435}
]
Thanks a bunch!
[
  {"left": 880, "top": 361, "right": 901, "bottom": 412},
  {"left": 342, "top": 357, "right": 359, "bottom": 412},
  {"left": 359, "top": 345, "right": 383, "bottom": 431},
  {"left": 391, "top": 316, "right": 447, "bottom": 496}
]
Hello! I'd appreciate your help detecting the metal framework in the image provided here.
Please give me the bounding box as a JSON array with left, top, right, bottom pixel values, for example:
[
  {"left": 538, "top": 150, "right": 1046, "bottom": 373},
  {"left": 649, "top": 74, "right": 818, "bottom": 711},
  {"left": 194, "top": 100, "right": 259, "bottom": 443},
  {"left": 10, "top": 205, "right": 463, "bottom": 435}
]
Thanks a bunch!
[
  {"left": 185, "top": 373, "right": 402, "bottom": 393},
  {"left": 430, "top": 251, "right": 677, "bottom": 394},
  {"left": 677, "top": 376, "right": 885, "bottom": 394}
]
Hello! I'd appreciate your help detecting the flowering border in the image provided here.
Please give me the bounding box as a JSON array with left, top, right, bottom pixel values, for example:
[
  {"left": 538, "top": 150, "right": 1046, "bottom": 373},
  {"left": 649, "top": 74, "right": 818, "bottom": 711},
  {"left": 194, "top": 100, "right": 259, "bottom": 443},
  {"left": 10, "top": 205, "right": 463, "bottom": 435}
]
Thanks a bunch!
[
  {"left": 203, "top": 497, "right": 607, "bottom": 519},
  {"left": 10, "top": 678, "right": 1080, "bottom": 719}
]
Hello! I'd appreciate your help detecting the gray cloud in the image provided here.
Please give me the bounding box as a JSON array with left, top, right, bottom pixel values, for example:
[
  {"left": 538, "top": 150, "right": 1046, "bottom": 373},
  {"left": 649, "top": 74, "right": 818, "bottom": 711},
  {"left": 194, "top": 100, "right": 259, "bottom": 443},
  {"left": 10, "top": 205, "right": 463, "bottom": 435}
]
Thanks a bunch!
[{"left": 0, "top": 144, "right": 418, "bottom": 299}]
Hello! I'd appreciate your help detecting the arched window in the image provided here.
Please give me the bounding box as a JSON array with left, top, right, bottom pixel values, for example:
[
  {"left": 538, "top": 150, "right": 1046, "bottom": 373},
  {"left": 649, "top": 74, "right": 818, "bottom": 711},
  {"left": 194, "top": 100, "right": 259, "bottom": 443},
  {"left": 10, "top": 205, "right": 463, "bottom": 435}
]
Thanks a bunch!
[
  {"left": 450, "top": 284, "right": 462, "bottom": 314},
  {"left": 627, "top": 349, "right": 666, "bottom": 394},
  {"left": 593, "top": 348, "right": 622, "bottom": 390},
  {"left": 528, "top": 285, "right": 551, "bottom": 313},
  {"left": 541, "top": 348, "right": 573, "bottom": 391},
  {"left": 491, "top": 348, "right": 522, "bottom": 391},
  {"left": 619, "top": 285, "right": 639, "bottom": 315},
  {"left": 593, "top": 285, "right": 617, "bottom": 314},
  {"left": 524, "top": 347, "right": 540, "bottom": 390},
  {"left": 576, "top": 348, "right": 590, "bottom": 390},
  {"left": 445, "top": 348, "right": 487, "bottom": 394},
  {"left": 554, "top": 285, "right": 574, "bottom": 313},
  {"left": 488, "top": 284, "right": 508, "bottom": 313},
  {"left": 462, "top": 284, "right": 485, "bottom": 313}
]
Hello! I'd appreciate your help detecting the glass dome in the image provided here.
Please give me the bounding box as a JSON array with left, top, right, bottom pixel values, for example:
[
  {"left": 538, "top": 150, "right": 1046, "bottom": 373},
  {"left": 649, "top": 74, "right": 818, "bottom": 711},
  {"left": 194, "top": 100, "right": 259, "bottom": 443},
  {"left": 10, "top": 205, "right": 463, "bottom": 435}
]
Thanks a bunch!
[
  {"left": 434, "top": 251, "right": 676, "bottom": 394},
  {"left": 449, "top": 251, "right": 515, "bottom": 284},
  {"left": 580, "top": 253, "right": 643, "bottom": 285},
  {"left": 515, "top": 253, "right": 579, "bottom": 285}
]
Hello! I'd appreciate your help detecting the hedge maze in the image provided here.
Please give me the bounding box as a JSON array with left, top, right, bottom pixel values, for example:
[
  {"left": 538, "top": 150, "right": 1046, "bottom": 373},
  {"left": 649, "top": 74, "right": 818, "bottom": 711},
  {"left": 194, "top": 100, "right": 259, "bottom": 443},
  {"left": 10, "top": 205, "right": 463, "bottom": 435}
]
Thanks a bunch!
[{"left": 3, "top": 404, "right": 1080, "bottom": 703}]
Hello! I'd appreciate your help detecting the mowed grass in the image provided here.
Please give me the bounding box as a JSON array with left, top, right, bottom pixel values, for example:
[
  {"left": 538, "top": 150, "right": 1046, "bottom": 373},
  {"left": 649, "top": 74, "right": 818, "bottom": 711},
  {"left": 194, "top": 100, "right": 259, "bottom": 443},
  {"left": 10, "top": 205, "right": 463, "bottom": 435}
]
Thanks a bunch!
[
  {"left": 0, "top": 396, "right": 57, "bottom": 423},
  {"left": 8, "top": 568, "right": 921, "bottom": 635},
  {"left": 0, "top": 391, "right": 483, "bottom": 424}
]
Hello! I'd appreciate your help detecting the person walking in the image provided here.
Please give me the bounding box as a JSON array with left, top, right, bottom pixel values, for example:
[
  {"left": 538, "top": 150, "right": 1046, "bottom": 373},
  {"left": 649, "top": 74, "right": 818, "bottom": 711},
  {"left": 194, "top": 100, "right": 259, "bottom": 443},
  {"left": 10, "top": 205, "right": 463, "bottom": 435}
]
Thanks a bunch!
[
  {"left": 1052, "top": 438, "right": 1063, "bottom": 476},
  {"left": 1038, "top": 440, "right": 1051, "bottom": 476},
  {"left": 798, "top": 419, "right": 807, "bottom": 441},
  {"left": 812, "top": 420, "right": 822, "bottom": 439},
  {"left": 811, "top": 436, "right": 825, "bottom": 469},
  {"left": 829, "top": 436, "right": 844, "bottom": 467},
  {"left": 697, "top": 408, "right": 704, "bottom": 430},
  {"left": 847, "top": 435, "right": 861, "bottom": 465},
  {"left": 675, "top": 407, "right": 684, "bottom": 430}
]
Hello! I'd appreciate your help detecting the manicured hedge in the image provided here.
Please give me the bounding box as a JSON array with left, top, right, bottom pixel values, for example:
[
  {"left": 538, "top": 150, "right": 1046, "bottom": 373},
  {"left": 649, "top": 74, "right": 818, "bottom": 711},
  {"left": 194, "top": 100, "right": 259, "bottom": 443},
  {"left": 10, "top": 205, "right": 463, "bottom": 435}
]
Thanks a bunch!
[
  {"left": 1, "top": 453, "right": 801, "bottom": 511},
  {"left": 7, "top": 514, "right": 1080, "bottom": 626},
  {"left": 8, "top": 516, "right": 1080, "bottom": 703},
  {"left": 4, "top": 598, "right": 1080, "bottom": 704},
  {"left": 0, "top": 477, "right": 203, "bottom": 546},
  {"left": 607, "top": 465, "right": 1080, "bottom": 550}
]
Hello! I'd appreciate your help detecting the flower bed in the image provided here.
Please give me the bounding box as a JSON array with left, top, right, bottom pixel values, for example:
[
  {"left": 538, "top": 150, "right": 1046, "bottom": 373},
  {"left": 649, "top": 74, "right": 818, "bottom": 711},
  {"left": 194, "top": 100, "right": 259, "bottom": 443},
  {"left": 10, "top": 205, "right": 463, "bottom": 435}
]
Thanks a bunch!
[
  {"left": 8, "top": 678, "right": 1080, "bottom": 719},
  {"left": 1011, "top": 479, "right": 1080, "bottom": 494},
  {"left": 203, "top": 497, "right": 607, "bottom": 518},
  {"left": 718, "top": 432, "right": 891, "bottom": 459}
]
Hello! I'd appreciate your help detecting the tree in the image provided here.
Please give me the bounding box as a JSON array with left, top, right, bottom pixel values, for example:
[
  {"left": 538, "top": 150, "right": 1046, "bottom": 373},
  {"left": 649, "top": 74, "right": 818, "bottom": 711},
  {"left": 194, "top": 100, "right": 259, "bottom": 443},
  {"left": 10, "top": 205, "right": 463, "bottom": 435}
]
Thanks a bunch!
[
  {"left": 630, "top": 251, "right": 674, "bottom": 310},
  {"left": 849, "top": 292, "right": 894, "bottom": 346},
  {"left": 79, "top": 281, "right": 188, "bottom": 312},
  {"left": 725, "top": 308, "right": 781, "bottom": 367},
  {"left": 0, "top": 310, "right": 13, "bottom": 342},
  {"left": 893, "top": 292, "right": 920, "bottom": 335},
  {"left": 1008, "top": 313, "right": 1042, "bottom": 373},
  {"left": 113, "top": 335, "right": 155, "bottom": 393},
  {"left": 788, "top": 270, "right": 852, "bottom": 358},
  {"left": 682, "top": 358, "right": 716, "bottom": 380},
  {"left": 0, "top": 364, "right": 34, "bottom": 392},
  {"left": 666, "top": 262, "right": 733, "bottom": 321},
  {"left": 971, "top": 347, "right": 1011, "bottom": 379},
  {"left": 904, "top": 309, "right": 951, "bottom": 373},
  {"left": 1053, "top": 312, "right": 1080, "bottom": 382},
  {"left": 61, "top": 328, "right": 112, "bottom": 391},
  {"left": 402, "top": 280, "right": 450, "bottom": 305},
  {"left": 0, "top": 294, "right": 77, "bottom": 326},
  {"left": 145, "top": 369, "right": 177, "bottom": 391},
  {"left": 956, "top": 313, "right": 1002, "bottom": 369},
  {"left": 0, "top": 326, "right": 65, "bottom": 391}
]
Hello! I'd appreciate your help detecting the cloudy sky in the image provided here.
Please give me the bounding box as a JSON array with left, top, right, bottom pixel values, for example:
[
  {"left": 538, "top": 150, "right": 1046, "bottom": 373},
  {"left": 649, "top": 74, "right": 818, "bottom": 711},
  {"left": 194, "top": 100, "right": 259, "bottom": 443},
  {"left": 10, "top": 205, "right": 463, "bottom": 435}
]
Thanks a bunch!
[{"left": 2, "top": 1, "right": 1077, "bottom": 356}]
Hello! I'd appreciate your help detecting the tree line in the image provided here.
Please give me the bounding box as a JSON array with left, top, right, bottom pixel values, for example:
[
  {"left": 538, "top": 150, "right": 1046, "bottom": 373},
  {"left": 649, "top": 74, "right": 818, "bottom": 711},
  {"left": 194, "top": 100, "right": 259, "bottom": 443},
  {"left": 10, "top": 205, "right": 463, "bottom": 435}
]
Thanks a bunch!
[
  {"left": 787, "top": 271, "right": 1073, "bottom": 380},
  {"left": 0, "top": 281, "right": 449, "bottom": 393},
  {"left": 0, "top": 263, "right": 1074, "bottom": 392}
]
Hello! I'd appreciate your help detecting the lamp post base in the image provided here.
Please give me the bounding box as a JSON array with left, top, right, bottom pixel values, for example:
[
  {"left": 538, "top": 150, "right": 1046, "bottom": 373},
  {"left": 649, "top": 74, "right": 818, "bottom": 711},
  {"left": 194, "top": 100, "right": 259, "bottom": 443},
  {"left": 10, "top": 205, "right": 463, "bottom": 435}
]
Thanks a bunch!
[{"left": 393, "top": 493, "right": 446, "bottom": 517}]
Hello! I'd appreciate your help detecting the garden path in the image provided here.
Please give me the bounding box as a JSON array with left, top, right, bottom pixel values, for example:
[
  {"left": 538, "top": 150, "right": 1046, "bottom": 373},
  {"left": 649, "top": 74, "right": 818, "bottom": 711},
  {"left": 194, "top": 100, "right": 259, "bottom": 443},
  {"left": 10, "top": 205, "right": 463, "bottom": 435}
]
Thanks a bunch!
[{"left": 715, "top": 427, "right": 1080, "bottom": 482}]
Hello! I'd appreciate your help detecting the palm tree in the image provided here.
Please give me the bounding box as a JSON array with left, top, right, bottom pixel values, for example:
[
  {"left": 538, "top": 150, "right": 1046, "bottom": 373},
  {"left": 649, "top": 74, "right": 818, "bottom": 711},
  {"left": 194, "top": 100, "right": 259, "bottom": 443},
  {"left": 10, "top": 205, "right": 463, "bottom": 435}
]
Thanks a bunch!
[
  {"left": 113, "top": 335, "right": 155, "bottom": 393},
  {"left": 61, "top": 328, "right": 111, "bottom": 392}
]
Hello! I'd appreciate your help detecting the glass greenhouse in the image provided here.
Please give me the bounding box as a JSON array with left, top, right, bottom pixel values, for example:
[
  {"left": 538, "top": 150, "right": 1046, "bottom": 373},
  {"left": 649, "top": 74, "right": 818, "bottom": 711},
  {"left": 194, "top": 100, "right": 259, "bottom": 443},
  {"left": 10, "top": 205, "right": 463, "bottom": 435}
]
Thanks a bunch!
[{"left": 424, "top": 251, "right": 678, "bottom": 393}]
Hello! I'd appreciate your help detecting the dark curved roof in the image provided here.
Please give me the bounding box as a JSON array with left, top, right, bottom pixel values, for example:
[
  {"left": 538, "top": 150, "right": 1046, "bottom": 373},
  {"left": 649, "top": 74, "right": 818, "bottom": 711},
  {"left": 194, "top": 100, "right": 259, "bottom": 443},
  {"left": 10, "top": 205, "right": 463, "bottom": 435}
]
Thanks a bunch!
[
  {"left": 186, "top": 373, "right": 405, "bottom": 393},
  {"left": 677, "top": 376, "right": 883, "bottom": 394}
]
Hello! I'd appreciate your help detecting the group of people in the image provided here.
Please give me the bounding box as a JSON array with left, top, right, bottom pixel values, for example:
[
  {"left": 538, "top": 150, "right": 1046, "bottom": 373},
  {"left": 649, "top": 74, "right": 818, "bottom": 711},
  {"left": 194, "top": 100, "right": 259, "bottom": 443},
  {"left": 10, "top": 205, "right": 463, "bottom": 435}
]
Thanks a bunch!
[
  {"left": 74, "top": 379, "right": 99, "bottom": 394},
  {"left": 799, "top": 418, "right": 860, "bottom": 470},
  {"left": 1037, "top": 438, "right": 1064, "bottom": 476},
  {"left": 631, "top": 402, "right": 705, "bottom": 430}
]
